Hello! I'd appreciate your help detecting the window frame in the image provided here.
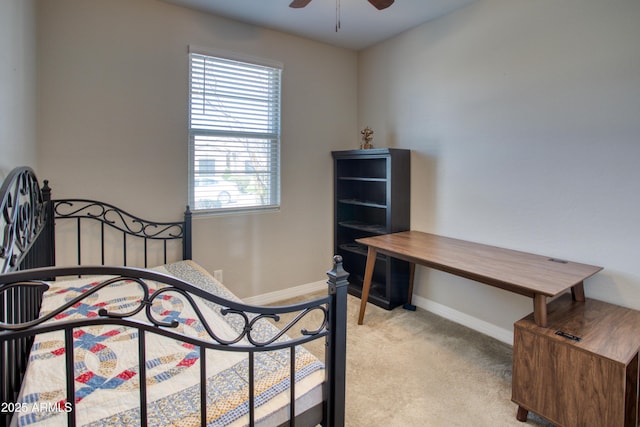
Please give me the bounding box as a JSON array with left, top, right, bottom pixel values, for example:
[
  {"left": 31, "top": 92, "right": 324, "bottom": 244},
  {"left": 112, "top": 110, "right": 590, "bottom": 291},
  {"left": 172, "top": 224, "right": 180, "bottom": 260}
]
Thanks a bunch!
[{"left": 188, "top": 46, "right": 283, "bottom": 215}]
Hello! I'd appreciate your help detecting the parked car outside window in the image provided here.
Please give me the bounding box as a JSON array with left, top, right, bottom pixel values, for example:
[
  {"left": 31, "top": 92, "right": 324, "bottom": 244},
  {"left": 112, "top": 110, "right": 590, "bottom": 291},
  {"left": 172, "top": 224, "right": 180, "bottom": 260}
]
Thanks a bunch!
[{"left": 194, "top": 177, "right": 241, "bottom": 209}]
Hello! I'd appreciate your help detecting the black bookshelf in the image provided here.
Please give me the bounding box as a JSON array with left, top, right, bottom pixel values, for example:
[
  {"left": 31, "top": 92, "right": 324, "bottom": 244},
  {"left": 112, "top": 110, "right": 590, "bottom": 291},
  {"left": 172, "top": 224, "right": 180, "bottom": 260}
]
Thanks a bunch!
[{"left": 332, "top": 148, "right": 411, "bottom": 310}]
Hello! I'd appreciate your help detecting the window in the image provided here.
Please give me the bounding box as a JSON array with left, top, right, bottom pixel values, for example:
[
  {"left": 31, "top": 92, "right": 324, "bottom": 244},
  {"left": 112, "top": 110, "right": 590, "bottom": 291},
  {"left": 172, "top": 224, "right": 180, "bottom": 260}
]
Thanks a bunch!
[{"left": 188, "top": 47, "right": 282, "bottom": 213}]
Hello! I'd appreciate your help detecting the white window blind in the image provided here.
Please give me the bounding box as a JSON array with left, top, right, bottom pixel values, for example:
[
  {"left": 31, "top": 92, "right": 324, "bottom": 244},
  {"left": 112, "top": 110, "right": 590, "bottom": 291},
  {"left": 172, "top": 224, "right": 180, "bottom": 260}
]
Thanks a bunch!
[{"left": 189, "top": 49, "right": 282, "bottom": 213}]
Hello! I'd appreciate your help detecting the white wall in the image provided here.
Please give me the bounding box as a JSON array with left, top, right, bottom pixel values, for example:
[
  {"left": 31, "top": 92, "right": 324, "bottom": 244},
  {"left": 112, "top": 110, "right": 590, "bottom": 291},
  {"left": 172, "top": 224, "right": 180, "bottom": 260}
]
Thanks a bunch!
[
  {"left": 358, "top": 0, "right": 640, "bottom": 340},
  {"left": 0, "top": 0, "right": 37, "bottom": 177},
  {"left": 37, "top": 0, "right": 357, "bottom": 297}
]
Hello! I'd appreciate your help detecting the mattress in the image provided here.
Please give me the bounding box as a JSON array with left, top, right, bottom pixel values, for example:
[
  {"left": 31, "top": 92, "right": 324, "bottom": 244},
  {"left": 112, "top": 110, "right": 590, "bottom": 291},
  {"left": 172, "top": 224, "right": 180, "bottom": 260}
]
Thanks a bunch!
[{"left": 11, "top": 260, "right": 325, "bottom": 427}]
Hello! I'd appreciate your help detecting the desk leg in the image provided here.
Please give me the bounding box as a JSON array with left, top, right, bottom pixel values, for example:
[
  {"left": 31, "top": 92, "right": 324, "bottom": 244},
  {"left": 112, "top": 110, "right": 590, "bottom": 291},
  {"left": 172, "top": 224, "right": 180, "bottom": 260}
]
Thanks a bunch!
[
  {"left": 358, "top": 246, "right": 377, "bottom": 325},
  {"left": 533, "top": 294, "right": 547, "bottom": 327},
  {"left": 403, "top": 263, "right": 417, "bottom": 311},
  {"left": 571, "top": 281, "right": 585, "bottom": 302}
]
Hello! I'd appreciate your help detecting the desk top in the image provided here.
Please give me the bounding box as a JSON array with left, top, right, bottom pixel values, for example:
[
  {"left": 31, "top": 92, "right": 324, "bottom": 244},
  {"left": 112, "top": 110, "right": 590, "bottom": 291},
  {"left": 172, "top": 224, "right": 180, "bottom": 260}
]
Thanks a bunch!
[{"left": 356, "top": 231, "right": 603, "bottom": 298}]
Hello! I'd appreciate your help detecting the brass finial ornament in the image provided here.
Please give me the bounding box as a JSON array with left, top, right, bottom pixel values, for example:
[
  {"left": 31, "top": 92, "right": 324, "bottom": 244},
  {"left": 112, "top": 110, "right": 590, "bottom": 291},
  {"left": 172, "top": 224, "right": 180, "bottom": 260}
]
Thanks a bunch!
[{"left": 360, "top": 127, "right": 374, "bottom": 149}]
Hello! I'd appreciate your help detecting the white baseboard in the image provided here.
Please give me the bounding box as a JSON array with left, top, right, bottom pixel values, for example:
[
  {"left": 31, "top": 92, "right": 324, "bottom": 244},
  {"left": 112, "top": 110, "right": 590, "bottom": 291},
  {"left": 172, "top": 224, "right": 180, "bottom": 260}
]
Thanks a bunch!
[
  {"left": 243, "top": 280, "right": 327, "bottom": 306},
  {"left": 411, "top": 294, "right": 514, "bottom": 345},
  {"left": 245, "top": 282, "right": 514, "bottom": 345}
]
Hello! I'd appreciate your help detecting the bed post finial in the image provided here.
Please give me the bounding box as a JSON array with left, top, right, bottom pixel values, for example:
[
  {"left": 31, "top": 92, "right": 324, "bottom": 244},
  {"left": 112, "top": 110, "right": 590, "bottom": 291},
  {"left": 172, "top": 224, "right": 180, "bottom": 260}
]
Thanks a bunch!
[
  {"left": 183, "top": 205, "right": 192, "bottom": 260},
  {"left": 325, "top": 255, "right": 348, "bottom": 426},
  {"left": 41, "top": 179, "right": 51, "bottom": 202},
  {"left": 327, "top": 255, "right": 348, "bottom": 293},
  {"left": 41, "top": 179, "right": 55, "bottom": 267}
]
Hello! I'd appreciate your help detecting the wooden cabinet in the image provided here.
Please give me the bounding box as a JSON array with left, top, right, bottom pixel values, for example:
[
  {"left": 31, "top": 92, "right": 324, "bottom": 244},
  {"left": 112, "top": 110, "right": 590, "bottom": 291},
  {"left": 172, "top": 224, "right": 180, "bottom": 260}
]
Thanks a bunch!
[
  {"left": 332, "top": 148, "right": 410, "bottom": 310},
  {"left": 512, "top": 294, "right": 640, "bottom": 427}
]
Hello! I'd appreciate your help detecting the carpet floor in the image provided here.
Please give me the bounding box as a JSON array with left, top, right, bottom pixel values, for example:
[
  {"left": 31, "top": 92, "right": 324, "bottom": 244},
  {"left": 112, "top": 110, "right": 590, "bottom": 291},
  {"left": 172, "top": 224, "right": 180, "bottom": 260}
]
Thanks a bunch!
[{"left": 273, "top": 293, "right": 554, "bottom": 427}]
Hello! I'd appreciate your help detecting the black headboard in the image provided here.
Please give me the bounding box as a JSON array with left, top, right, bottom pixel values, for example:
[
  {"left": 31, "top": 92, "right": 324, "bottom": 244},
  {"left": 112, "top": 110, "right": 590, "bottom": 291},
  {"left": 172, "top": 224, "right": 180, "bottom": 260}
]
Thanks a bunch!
[
  {"left": 0, "top": 167, "right": 52, "bottom": 274},
  {"left": 50, "top": 199, "right": 192, "bottom": 268},
  {"left": 1, "top": 167, "right": 192, "bottom": 273}
]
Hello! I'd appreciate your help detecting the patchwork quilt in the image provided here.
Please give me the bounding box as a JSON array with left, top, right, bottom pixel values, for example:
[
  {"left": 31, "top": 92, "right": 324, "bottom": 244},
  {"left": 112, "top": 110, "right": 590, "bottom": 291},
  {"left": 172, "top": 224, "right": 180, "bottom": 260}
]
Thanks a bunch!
[{"left": 11, "top": 261, "right": 325, "bottom": 427}]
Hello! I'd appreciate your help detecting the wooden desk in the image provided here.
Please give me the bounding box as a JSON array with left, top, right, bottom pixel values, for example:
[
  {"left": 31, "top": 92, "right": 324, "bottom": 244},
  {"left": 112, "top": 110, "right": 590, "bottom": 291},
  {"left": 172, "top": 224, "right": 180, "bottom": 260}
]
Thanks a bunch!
[{"left": 355, "top": 231, "right": 603, "bottom": 326}]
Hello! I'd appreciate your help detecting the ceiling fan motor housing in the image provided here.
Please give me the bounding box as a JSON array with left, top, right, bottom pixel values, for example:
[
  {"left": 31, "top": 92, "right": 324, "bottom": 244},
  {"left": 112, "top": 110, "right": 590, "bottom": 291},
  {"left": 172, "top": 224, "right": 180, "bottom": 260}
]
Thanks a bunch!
[{"left": 289, "top": 0, "right": 394, "bottom": 10}]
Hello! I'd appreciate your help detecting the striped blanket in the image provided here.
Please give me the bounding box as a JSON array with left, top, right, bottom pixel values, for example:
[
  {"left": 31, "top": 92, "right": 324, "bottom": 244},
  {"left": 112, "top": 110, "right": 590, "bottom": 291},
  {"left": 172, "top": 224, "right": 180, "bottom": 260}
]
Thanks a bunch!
[{"left": 11, "top": 261, "right": 325, "bottom": 427}]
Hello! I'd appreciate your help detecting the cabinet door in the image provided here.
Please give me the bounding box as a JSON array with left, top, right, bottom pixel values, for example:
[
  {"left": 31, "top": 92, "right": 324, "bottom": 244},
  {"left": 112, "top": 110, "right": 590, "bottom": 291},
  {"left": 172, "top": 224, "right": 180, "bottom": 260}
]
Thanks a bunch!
[{"left": 513, "top": 327, "right": 630, "bottom": 427}]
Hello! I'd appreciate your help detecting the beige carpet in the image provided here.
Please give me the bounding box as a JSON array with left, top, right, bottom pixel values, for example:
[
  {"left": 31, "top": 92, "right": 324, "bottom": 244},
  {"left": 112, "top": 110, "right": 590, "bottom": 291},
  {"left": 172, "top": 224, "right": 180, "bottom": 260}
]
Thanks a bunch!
[{"left": 272, "top": 293, "right": 554, "bottom": 427}]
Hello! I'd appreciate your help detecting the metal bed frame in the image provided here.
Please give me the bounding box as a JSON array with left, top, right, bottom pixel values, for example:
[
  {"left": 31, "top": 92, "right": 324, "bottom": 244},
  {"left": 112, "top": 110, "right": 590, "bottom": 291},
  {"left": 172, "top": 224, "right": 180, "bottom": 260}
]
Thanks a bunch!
[{"left": 0, "top": 166, "right": 347, "bottom": 427}]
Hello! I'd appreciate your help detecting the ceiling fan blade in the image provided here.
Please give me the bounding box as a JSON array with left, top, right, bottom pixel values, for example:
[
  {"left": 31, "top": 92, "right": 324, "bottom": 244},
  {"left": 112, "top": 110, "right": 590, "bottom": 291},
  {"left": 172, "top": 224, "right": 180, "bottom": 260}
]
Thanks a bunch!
[
  {"left": 289, "top": 0, "right": 313, "bottom": 8},
  {"left": 368, "top": 0, "right": 394, "bottom": 10}
]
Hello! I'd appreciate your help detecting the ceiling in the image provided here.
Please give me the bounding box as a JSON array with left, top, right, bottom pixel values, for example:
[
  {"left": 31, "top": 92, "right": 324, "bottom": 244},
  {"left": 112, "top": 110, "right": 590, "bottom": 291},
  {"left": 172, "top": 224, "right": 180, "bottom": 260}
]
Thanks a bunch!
[{"left": 162, "top": 0, "right": 476, "bottom": 50}]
